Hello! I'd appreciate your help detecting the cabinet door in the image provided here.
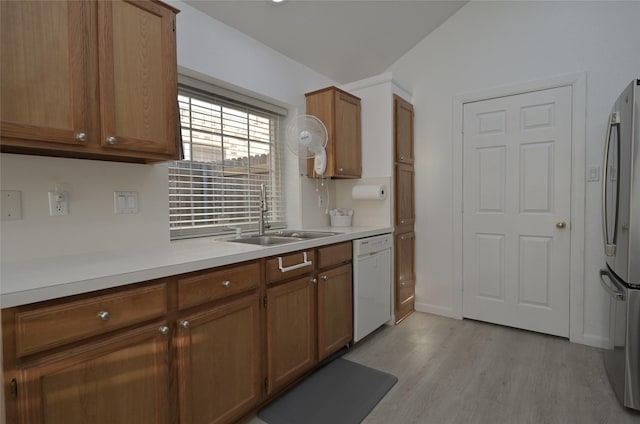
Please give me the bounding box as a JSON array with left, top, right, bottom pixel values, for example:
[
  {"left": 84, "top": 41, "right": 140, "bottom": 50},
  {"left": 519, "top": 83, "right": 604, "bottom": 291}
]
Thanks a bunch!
[
  {"left": 17, "top": 322, "right": 170, "bottom": 424},
  {"left": 394, "top": 94, "right": 414, "bottom": 164},
  {"left": 395, "top": 163, "right": 415, "bottom": 231},
  {"left": 395, "top": 231, "right": 415, "bottom": 323},
  {"left": 334, "top": 91, "right": 362, "bottom": 178},
  {"left": 266, "top": 277, "right": 316, "bottom": 394},
  {"left": 176, "top": 294, "right": 261, "bottom": 424},
  {"left": 317, "top": 264, "right": 353, "bottom": 361},
  {"left": 97, "top": 0, "right": 178, "bottom": 156},
  {"left": 0, "top": 1, "right": 95, "bottom": 147}
]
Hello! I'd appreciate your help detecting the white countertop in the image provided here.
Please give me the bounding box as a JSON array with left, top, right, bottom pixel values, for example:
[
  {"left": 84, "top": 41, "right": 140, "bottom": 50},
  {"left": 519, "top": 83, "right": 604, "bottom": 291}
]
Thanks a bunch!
[{"left": 0, "top": 226, "right": 392, "bottom": 308}]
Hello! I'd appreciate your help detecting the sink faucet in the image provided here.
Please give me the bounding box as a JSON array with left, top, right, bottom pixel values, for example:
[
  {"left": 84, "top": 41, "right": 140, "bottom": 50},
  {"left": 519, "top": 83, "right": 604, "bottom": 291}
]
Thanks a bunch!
[{"left": 258, "top": 184, "right": 269, "bottom": 236}]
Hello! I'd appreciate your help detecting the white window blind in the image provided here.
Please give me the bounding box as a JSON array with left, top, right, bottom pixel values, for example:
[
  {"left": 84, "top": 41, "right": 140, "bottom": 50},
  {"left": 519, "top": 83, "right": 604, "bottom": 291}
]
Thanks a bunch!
[{"left": 169, "top": 84, "right": 285, "bottom": 239}]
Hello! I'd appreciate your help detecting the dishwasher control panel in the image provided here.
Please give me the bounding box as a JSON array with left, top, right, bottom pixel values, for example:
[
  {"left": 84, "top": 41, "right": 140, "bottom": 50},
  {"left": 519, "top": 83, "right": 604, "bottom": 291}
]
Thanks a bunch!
[{"left": 353, "top": 233, "right": 393, "bottom": 257}]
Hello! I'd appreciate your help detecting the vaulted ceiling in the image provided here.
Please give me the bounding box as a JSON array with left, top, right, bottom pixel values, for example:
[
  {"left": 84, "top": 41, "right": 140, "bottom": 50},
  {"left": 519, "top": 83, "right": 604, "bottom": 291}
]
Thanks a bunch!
[{"left": 185, "top": 0, "right": 468, "bottom": 84}]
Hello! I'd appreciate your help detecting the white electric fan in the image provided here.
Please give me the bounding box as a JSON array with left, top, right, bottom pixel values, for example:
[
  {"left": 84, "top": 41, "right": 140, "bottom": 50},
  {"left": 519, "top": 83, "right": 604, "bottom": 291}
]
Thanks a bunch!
[{"left": 285, "top": 115, "right": 328, "bottom": 176}]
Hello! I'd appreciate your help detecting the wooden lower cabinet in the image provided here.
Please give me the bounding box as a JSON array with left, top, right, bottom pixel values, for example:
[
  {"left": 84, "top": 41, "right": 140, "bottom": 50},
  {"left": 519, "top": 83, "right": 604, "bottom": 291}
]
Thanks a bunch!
[
  {"left": 176, "top": 294, "right": 261, "bottom": 424},
  {"left": 265, "top": 276, "right": 317, "bottom": 395},
  {"left": 16, "top": 322, "right": 171, "bottom": 424},
  {"left": 2, "top": 247, "right": 355, "bottom": 424},
  {"left": 395, "top": 231, "right": 416, "bottom": 323},
  {"left": 317, "top": 263, "right": 352, "bottom": 361}
]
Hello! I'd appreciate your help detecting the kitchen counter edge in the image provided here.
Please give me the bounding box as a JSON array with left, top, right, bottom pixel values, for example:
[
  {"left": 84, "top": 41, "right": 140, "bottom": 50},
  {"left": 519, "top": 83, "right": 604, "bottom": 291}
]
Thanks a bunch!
[{"left": 0, "top": 226, "right": 392, "bottom": 308}]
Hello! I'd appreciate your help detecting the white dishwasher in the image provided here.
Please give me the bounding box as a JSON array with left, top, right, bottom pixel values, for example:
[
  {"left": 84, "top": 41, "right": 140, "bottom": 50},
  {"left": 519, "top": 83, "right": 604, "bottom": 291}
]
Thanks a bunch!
[{"left": 353, "top": 234, "right": 393, "bottom": 343}]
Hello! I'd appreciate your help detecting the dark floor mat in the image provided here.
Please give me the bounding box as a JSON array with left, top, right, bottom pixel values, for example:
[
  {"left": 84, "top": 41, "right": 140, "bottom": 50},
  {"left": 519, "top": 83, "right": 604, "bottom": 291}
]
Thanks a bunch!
[{"left": 258, "top": 358, "right": 397, "bottom": 424}]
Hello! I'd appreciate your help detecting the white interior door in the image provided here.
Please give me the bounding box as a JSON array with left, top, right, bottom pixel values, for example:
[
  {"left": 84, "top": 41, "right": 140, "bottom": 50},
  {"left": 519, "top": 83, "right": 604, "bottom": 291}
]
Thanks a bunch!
[{"left": 462, "top": 86, "right": 572, "bottom": 337}]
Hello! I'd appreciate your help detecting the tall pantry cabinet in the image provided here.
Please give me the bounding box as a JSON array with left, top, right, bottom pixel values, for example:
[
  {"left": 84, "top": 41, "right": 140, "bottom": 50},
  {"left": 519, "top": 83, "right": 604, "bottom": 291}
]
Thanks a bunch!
[{"left": 393, "top": 95, "right": 416, "bottom": 323}]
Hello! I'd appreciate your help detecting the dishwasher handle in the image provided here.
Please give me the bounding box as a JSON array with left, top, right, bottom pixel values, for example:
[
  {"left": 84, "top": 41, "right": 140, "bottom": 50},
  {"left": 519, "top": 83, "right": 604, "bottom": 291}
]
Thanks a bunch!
[{"left": 600, "top": 269, "right": 625, "bottom": 301}]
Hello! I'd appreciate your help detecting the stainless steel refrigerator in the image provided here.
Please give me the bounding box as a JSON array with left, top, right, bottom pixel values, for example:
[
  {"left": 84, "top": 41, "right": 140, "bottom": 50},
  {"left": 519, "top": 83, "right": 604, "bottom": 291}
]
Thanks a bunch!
[{"left": 600, "top": 79, "right": 640, "bottom": 411}]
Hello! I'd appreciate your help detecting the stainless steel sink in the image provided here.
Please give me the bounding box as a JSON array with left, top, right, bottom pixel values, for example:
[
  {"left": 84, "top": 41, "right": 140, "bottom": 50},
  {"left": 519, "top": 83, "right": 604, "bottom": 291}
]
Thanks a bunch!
[
  {"left": 224, "top": 230, "right": 341, "bottom": 246},
  {"left": 226, "top": 235, "right": 304, "bottom": 246}
]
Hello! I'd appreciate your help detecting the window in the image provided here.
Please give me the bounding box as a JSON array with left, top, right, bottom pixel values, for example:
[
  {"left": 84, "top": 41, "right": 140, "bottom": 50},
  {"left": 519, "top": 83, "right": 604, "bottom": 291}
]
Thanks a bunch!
[{"left": 169, "top": 83, "right": 286, "bottom": 239}]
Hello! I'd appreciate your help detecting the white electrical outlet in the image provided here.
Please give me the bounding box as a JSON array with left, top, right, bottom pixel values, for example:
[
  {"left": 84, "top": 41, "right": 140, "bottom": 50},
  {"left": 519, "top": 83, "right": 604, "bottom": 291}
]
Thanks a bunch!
[{"left": 48, "top": 191, "right": 69, "bottom": 216}]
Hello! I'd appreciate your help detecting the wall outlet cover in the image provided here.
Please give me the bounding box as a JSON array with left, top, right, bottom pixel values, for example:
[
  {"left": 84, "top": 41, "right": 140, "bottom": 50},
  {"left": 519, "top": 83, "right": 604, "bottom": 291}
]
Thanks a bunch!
[{"left": 1, "top": 190, "right": 22, "bottom": 221}]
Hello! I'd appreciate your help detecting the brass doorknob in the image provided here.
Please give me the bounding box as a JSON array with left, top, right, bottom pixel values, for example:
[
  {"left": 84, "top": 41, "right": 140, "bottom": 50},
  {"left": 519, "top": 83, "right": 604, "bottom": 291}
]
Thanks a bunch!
[{"left": 556, "top": 221, "right": 567, "bottom": 229}]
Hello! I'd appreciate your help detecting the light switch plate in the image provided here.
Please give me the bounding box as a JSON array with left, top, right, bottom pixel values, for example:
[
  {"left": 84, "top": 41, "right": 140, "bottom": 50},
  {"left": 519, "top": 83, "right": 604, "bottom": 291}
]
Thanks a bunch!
[
  {"left": 1, "top": 190, "right": 22, "bottom": 221},
  {"left": 588, "top": 165, "right": 600, "bottom": 182},
  {"left": 114, "top": 191, "right": 138, "bottom": 214}
]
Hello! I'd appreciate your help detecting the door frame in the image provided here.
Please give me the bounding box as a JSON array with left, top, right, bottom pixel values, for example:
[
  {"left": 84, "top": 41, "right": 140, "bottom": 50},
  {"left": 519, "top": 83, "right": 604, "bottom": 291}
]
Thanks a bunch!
[{"left": 452, "top": 72, "right": 586, "bottom": 344}]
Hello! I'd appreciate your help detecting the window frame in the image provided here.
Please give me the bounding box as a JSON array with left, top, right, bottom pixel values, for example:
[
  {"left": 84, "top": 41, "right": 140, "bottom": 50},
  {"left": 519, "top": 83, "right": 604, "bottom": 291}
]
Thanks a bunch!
[{"left": 169, "top": 80, "right": 286, "bottom": 240}]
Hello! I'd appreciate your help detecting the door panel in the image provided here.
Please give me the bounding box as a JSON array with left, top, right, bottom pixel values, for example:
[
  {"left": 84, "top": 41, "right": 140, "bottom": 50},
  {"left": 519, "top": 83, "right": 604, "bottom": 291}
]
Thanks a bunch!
[
  {"left": 176, "top": 295, "right": 261, "bottom": 424},
  {"left": 0, "top": 1, "right": 94, "bottom": 146},
  {"left": 462, "top": 85, "right": 572, "bottom": 337},
  {"left": 98, "top": 0, "right": 177, "bottom": 155}
]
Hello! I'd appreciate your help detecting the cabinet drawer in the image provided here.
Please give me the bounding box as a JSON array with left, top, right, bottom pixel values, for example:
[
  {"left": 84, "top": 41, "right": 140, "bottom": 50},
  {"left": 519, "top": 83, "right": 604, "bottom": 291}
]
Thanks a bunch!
[
  {"left": 15, "top": 282, "right": 167, "bottom": 357},
  {"left": 317, "top": 242, "right": 352, "bottom": 269},
  {"left": 178, "top": 261, "right": 260, "bottom": 310},
  {"left": 266, "top": 250, "right": 316, "bottom": 283}
]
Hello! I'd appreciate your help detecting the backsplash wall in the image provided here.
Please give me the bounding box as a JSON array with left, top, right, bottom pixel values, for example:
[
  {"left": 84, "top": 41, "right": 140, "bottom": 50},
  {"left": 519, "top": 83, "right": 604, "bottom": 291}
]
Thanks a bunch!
[{"left": 0, "top": 0, "right": 335, "bottom": 263}]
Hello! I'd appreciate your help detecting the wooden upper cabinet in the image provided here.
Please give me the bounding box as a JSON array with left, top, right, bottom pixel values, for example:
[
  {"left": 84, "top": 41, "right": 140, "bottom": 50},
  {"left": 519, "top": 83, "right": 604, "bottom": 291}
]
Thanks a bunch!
[
  {"left": 0, "top": 0, "right": 179, "bottom": 163},
  {"left": 0, "top": 1, "right": 95, "bottom": 147},
  {"left": 305, "top": 86, "right": 361, "bottom": 178},
  {"left": 98, "top": 0, "right": 177, "bottom": 156},
  {"left": 394, "top": 94, "right": 414, "bottom": 164}
]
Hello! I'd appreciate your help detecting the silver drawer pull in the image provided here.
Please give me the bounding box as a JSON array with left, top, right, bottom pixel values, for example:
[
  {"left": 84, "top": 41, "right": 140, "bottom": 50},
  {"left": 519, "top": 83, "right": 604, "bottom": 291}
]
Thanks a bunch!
[
  {"left": 322, "top": 275, "right": 328, "bottom": 281},
  {"left": 278, "top": 252, "right": 313, "bottom": 272},
  {"left": 97, "top": 311, "right": 110, "bottom": 321},
  {"left": 221, "top": 280, "right": 231, "bottom": 288},
  {"left": 159, "top": 326, "right": 170, "bottom": 335},
  {"left": 180, "top": 320, "right": 190, "bottom": 329}
]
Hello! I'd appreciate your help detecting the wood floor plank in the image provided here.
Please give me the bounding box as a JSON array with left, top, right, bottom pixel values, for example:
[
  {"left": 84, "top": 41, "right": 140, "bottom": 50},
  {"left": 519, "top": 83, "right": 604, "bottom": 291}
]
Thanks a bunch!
[{"left": 248, "top": 312, "right": 640, "bottom": 424}]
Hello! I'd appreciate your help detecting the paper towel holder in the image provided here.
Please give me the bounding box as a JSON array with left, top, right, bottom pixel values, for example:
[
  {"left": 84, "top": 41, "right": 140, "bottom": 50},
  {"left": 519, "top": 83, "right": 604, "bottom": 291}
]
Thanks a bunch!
[{"left": 351, "top": 184, "right": 387, "bottom": 200}]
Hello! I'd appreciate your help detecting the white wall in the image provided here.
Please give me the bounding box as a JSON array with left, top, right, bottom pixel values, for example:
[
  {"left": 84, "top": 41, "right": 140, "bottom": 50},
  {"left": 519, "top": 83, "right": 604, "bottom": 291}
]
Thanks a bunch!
[
  {"left": 334, "top": 74, "right": 413, "bottom": 227},
  {"left": 0, "top": 0, "right": 335, "bottom": 263},
  {"left": 387, "top": 0, "right": 640, "bottom": 346}
]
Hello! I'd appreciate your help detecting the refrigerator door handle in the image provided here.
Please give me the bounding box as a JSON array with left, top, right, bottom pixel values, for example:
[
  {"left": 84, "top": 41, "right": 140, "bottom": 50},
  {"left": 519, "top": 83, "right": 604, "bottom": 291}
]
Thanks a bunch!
[
  {"left": 602, "top": 111, "right": 621, "bottom": 257},
  {"left": 599, "top": 269, "right": 625, "bottom": 300}
]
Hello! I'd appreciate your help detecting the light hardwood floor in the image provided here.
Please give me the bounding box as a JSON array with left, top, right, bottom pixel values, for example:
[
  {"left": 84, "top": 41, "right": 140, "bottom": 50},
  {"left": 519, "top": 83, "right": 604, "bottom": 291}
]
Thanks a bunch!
[{"left": 250, "top": 312, "right": 640, "bottom": 424}]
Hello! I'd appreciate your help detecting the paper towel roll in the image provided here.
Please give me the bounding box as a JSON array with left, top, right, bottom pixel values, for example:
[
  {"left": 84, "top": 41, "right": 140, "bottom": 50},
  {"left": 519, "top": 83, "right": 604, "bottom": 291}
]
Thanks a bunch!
[{"left": 351, "top": 185, "right": 387, "bottom": 200}]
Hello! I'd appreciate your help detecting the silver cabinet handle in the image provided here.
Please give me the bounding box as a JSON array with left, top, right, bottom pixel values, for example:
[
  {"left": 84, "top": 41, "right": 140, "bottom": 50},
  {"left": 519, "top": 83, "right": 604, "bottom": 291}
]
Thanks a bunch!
[
  {"left": 221, "top": 280, "right": 231, "bottom": 288},
  {"left": 310, "top": 278, "right": 317, "bottom": 285},
  {"left": 180, "top": 320, "right": 190, "bottom": 329},
  {"left": 97, "top": 311, "right": 110, "bottom": 321},
  {"left": 400, "top": 281, "right": 406, "bottom": 287},
  {"left": 159, "top": 326, "right": 170, "bottom": 335},
  {"left": 400, "top": 155, "right": 405, "bottom": 160},
  {"left": 339, "top": 167, "right": 344, "bottom": 172},
  {"left": 106, "top": 136, "right": 117, "bottom": 145},
  {"left": 322, "top": 275, "right": 328, "bottom": 281},
  {"left": 76, "top": 132, "right": 87, "bottom": 142},
  {"left": 400, "top": 219, "right": 405, "bottom": 224}
]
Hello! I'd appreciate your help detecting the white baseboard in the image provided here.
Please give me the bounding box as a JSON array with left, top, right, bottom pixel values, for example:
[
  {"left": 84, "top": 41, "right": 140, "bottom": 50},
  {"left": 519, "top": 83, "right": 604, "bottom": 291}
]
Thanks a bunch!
[{"left": 414, "top": 302, "right": 460, "bottom": 319}]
